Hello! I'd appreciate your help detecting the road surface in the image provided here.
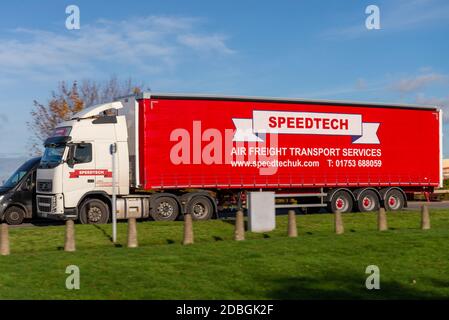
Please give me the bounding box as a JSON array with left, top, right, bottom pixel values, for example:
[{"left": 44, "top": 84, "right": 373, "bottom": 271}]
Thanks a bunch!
[
  {"left": 406, "top": 201, "right": 449, "bottom": 210},
  {"left": 9, "top": 201, "right": 449, "bottom": 228}
]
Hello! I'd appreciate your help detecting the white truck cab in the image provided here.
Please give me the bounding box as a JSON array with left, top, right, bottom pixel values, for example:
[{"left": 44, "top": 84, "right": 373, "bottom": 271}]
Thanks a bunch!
[
  {"left": 36, "top": 101, "right": 130, "bottom": 223},
  {"left": 37, "top": 94, "right": 218, "bottom": 224}
]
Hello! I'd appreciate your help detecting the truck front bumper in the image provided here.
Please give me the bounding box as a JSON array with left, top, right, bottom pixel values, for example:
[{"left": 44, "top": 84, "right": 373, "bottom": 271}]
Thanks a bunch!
[
  {"left": 36, "top": 193, "right": 73, "bottom": 219},
  {"left": 39, "top": 211, "right": 77, "bottom": 220}
]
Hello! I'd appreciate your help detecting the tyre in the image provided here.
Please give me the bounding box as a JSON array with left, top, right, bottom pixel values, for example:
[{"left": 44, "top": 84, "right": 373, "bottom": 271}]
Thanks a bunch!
[
  {"left": 384, "top": 189, "right": 405, "bottom": 211},
  {"left": 357, "top": 189, "right": 380, "bottom": 212},
  {"left": 187, "top": 196, "right": 214, "bottom": 221},
  {"left": 3, "top": 206, "right": 25, "bottom": 225},
  {"left": 79, "top": 199, "right": 110, "bottom": 224},
  {"left": 151, "top": 196, "right": 179, "bottom": 221},
  {"left": 329, "top": 190, "right": 353, "bottom": 213}
]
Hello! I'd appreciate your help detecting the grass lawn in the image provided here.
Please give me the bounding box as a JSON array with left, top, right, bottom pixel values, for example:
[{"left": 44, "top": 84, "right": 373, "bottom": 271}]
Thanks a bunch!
[{"left": 0, "top": 209, "right": 449, "bottom": 299}]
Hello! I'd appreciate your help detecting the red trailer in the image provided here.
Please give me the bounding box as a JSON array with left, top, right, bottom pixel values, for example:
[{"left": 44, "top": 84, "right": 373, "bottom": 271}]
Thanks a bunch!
[
  {"left": 37, "top": 93, "right": 443, "bottom": 223},
  {"left": 136, "top": 94, "right": 442, "bottom": 214}
]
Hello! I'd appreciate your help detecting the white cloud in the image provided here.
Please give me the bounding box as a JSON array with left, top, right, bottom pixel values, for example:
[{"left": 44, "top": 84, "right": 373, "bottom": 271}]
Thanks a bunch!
[
  {"left": 355, "top": 78, "right": 367, "bottom": 90},
  {"left": 416, "top": 94, "right": 449, "bottom": 120},
  {"left": 0, "top": 114, "right": 8, "bottom": 123},
  {"left": 0, "top": 15, "right": 235, "bottom": 81},
  {"left": 390, "top": 72, "right": 447, "bottom": 94},
  {"left": 321, "top": 24, "right": 366, "bottom": 40},
  {"left": 295, "top": 78, "right": 386, "bottom": 99},
  {"left": 322, "top": 0, "right": 449, "bottom": 39},
  {"left": 178, "top": 34, "right": 235, "bottom": 54},
  {"left": 385, "top": 0, "right": 449, "bottom": 30}
]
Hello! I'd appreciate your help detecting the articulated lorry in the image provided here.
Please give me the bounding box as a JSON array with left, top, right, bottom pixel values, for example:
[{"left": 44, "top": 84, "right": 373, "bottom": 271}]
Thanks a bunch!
[{"left": 36, "top": 93, "right": 442, "bottom": 224}]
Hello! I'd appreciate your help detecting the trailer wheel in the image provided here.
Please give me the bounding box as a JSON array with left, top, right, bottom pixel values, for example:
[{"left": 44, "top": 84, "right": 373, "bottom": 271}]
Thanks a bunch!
[
  {"left": 384, "top": 189, "right": 405, "bottom": 211},
  {"left": 187, "top": 196, "right": 214, "bottom": 221},
  {"left": 357, "top": 190, "right": 380, "bottom": 212},
  {"left": 151, "top": 197, "right": 179, "bottom": 221},
  {"left": 329, "top": 190, "right": 353, "bottom": 213},
  {"left": 4, "top": 206, "right": 25, "bottom": 225},
  {"left": 79, "top": 199, "right": 110, "bottom": 224}
]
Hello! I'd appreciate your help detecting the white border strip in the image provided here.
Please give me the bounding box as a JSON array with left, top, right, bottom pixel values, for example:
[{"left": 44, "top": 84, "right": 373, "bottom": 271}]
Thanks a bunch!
[
  {"left": 439, "top": 108, "right": 444, "bottom": 188},
  {"left": 135, "top": 98, "right": 140, "bottom": 188}
]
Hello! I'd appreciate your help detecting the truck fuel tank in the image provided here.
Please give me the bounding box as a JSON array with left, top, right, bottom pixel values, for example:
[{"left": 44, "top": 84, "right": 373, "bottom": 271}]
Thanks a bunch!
[{"left": 116, "top": 197, "right": 150, "bottom": 219}]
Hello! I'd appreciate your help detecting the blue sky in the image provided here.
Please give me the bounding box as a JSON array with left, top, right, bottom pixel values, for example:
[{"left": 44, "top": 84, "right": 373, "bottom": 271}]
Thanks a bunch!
[{"left": 0, "top": 0, "right": 448, "bottom": 158}]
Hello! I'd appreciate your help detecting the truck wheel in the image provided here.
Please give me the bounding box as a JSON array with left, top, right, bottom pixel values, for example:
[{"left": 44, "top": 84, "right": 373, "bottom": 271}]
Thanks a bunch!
[
  {"left": 384, "top": 189, "right": 405, "bottom": 211},
  {"left": 187, "top": 196, "right": 214, "bottom": 221},
  {"left": 151, "top": 197, "right": 179, "bottom": 221},
  {"left": 329, "top": 191, "right": 353, "bottom": 213},
  {"left": 357, "top": 190, "right": 380, "bottom": 212},
  {"left": 79, "top": 199, "right": 110, "bottom": 224},
  {"left": 4, "top": 206, "right": 25, "bottom": 225}
]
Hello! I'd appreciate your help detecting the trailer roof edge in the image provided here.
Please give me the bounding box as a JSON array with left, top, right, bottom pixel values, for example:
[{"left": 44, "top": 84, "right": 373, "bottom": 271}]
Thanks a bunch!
[{"left": 135, "top": 92, "right": 440, "bottom": 111}]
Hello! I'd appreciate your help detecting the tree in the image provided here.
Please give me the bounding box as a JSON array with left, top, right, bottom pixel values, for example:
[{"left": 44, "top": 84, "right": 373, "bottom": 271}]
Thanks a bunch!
[{"left": 28, "top": 76, "right": 145, "bottom": 155}]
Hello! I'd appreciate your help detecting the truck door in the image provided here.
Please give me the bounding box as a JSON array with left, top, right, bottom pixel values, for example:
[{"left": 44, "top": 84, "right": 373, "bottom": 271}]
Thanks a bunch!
[
  {"left": 94, "top": 140, "right": 115, "bottom": 193},
  {"left": 63, "top": 142, "right": 96, "bottom": 208}
]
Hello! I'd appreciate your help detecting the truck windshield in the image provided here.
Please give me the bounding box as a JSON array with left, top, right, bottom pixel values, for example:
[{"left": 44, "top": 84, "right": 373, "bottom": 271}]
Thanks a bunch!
[{"left": 40, "top": 144, "right": 66, "bottom": 168}]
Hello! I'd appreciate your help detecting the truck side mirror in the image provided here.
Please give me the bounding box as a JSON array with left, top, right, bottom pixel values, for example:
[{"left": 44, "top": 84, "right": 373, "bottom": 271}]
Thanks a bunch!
[{"left": 67, "top": 158, "right": 75, "bottom": 168}]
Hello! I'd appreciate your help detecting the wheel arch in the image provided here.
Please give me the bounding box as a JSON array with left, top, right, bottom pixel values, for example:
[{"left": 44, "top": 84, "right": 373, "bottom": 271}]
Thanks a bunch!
[
  {"left": 149, "top": 192, "right": 181, "bottom": 213},
  {"left": 77, "top": 192, "right": 112, "bottom": 213},
  {"left": 379, "top": 187, "right": 408, "bottom": 208},
  {"left": 353, "top": 188, "right": 381, "bottom": 201},
  {"left": 1, "top": 203, "right": 28, "bottom": 220},
  {"left": 325, "top": 188, "right": 356, "bottom": 203}
]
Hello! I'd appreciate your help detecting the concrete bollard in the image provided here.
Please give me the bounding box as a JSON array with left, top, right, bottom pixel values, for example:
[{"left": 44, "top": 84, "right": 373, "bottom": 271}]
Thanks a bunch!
[
  {"left": 421, "top": 205, "right": 431, "bottom": 230},
  {"left": 234, "top": 210, "right": 245, "bottom": 241},
  {"left": 127, "top": 217, "right": 138, "bottom": 248},
  {"left": 64, "top": 220, "right": 76, "bottom": 252},
  {"left": 378, "top": 207, "right": 388, "bottom": 231},
  {"left": 0, "top": 223, "right": 10, "bottom": 256},
  {"left": 183, "top": 213, "right": 194, "bottom": 245},
  {"left": 335, "top": 211, "right": 344, "bottom": 235},
  {"left": 287, "top": 210, "right": 298, "bottom": 238}
]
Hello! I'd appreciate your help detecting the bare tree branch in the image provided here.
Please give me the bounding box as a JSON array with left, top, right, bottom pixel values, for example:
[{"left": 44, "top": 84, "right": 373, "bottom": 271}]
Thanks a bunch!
[{"left": 27, "top": 76, "right": 145, "bottom": 155}]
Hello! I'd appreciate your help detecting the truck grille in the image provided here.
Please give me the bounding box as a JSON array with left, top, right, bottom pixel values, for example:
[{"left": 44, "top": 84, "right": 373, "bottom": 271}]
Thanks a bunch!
[
  {"left": 37, "top": 180, "right": 53, "bottom": 193},
  {"left": 37, "top": 196, "right": 56, "bottom": 214}
]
